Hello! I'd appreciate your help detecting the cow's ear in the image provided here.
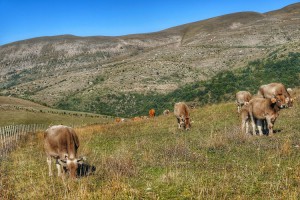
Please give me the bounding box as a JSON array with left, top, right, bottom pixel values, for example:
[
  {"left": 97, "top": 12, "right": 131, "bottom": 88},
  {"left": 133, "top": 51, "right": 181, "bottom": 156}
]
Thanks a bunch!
[
  {"left": 271, "top": 98, "right": 276, "bottom": 103},
  {"left": 58, "top": 159, "right": 67, "bottom": 166},
  {"left": 77, "top": 156, "right": 86, "bottom": 163}
]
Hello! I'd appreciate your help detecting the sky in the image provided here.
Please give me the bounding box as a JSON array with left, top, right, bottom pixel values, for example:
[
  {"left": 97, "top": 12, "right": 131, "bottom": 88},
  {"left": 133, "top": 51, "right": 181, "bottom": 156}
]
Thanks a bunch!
[{"left": 0, "top": 0, "right": 299, "bottom": 45}]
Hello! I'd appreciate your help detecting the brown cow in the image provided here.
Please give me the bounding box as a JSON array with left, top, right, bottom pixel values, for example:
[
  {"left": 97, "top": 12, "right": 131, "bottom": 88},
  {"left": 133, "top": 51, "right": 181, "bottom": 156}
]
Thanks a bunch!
[
  {"left": 174, "top": 102, "right": 191, "bottom": 130},
  {"left": 241, "top": 96, "right": 284, "bottom": 136},
  {"left": 257, "top": 83, "right": 293, "bottom": 108},
  {"left": 44, "top": 125, "right": 86, "bottom": 179},
  {"left": 115, "top": 117, "right": 125, "bottom": 123},
  {"left": 235, "top": 91, "right": 252, "bottom": 113},
  {"left": 149, "top": 109, "right": 156, "bottom": 118}
]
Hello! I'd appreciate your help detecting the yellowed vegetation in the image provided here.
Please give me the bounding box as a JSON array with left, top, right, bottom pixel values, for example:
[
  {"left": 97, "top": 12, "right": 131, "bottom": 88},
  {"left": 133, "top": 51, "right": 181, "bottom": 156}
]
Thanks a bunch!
[{"left": 1, "top": 97, "right": 300, "bottom": 199}]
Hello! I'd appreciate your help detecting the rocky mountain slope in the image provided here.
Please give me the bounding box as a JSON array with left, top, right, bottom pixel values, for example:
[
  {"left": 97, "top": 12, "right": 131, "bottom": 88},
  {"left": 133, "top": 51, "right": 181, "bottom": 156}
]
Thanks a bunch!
[{"left": 1, "top": 3, "right": 300, "bottom": 113}]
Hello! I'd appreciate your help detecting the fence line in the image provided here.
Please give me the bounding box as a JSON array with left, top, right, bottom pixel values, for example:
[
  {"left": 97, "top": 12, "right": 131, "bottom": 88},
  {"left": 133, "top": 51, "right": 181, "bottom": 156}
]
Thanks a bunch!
[{"left": 0, "top": 124, "right": 48, "bottom": 159}]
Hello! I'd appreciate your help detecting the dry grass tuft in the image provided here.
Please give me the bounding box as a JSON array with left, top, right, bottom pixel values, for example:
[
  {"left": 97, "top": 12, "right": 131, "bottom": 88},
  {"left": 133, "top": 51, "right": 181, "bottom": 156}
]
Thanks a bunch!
[
  {"left": 103, "top": 149, "right": 137, "bottom": 178},
  {"left": 280, "top": 138, "right": 292, "bottom": 156}
]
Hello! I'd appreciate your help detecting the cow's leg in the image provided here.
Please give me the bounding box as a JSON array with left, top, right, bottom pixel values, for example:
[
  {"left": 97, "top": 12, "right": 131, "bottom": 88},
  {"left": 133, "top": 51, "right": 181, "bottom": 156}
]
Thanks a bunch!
[
  {"left": 256, "top": 119, "right": 263, "bottom": 136},
  {"left": 241, "top": 109, "right": 250, "bottom": 134},
  {"left": 262, "top": 119, "right": 267, "bottom": 134},
  {"left": 237, "top": 105, "right": 240, "bottom": 113},
  {"left": 56, "top": 159, "right": 62, "bottom": 177},
  {"left": 266, "top": 118, "right": 274, "bottom": 136},
  {"left": 245, "top": 120, "right": 249, "bottom": 135},
  {"left": 177, "top": 118, "right": 181, "bottom": 129},
  {"left": 47, "top": 157, "right": 53, "bottom": 176},
  {"left": 249, "top": 114, "right": 256, "bottom": 135}
]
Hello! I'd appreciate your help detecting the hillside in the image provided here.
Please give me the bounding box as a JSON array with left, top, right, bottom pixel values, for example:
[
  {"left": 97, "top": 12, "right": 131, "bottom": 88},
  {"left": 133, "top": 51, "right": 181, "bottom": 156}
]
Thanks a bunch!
[
  {"left": 0, "top": 96, "right": 113, "bottom": 126},
  {"left": 0, "top": 3, "right": 300, "bottom": 116},
  {"left": 1, "top": 91, "right": 300, "bottom": 199}
]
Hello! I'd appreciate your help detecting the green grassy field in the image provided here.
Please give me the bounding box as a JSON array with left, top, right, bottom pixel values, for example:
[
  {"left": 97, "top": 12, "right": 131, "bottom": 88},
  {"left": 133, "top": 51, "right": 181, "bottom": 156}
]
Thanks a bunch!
[{"left": 1, "top": 91, "right": 300, "bottom": 199}]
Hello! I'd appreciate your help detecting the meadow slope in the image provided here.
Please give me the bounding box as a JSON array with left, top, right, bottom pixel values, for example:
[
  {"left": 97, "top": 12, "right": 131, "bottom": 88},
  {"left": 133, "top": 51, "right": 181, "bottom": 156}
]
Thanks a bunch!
[
  {"left": 0, "top": 96, "right": 113, "bottom": 126},
  {"left": 1, "top": 93, "right": 300, "bottom": 199}
]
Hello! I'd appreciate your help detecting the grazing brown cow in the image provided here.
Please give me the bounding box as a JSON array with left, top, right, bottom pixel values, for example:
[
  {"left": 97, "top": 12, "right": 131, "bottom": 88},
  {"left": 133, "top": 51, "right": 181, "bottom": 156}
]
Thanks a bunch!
[
  {"left": 44, "top": 125, "right": 89, "bottom": 179},
  {"left": 241, "top": 96, "right": 284, "bottom": 136},
  {"left": 174, "top": 102, "right": 191, "bottom": 130},
  {"left": 149, "top": 109, "right": 156, "bottom": 118},
  {"left": 235, "top": 91, "right": 252, "bottom": 113},
  {"left": 257, "top": 83, "right": 293, "bottom": 108}
]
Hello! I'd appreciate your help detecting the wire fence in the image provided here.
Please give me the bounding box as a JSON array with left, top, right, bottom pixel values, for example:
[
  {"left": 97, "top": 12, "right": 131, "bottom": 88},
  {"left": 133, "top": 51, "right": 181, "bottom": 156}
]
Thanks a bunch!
[{"left": 0, "top": 124, "right": 49, "bottom": 159}]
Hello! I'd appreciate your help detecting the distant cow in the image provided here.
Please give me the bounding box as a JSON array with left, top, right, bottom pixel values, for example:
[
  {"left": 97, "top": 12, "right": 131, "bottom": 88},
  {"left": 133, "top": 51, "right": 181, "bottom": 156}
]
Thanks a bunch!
[
  {"left": 77, "top": 162, "right": 96, "bottom": 177},
  {"left": 132, "top": 116, "right": 142, "bottom": 121},
  {"left": 174, "top": 102, "right": 191, "bottom": 130},
  {"left": 115, "top": 117, "right": 125, "bottom": 123},
  {"left": 163, "top": 109, "right": 170, "bottom": 115},
  {"left": 235, "top": 91, "right": 252, "bottom": 113},
  {"left": 257, "top": 83, "right": 293, "bottom": 108},
  {"left": 149, "top": 109, "right": 156, "bottom": 118},
  {"left": 44, "top": 125, "right": 94, "bottom": 179},
  {"left": 241, "top": 96, "right": 284, "bottom": 136}
]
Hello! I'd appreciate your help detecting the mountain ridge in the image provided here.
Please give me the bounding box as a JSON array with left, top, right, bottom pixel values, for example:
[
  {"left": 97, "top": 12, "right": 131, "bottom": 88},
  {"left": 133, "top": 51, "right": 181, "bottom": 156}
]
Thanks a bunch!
[{"left": 1, "top": 3, "right": 300, "bottom": 115}]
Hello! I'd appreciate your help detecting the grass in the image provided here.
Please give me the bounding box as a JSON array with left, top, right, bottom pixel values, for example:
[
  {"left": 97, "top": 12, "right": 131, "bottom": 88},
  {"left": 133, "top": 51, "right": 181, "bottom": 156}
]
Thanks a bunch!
[
  {"left": 0, "top": 96, "right": 113, "bottom": 126},
  {"left": 1, "top": 92, "right": 300, "bottom": 199}
]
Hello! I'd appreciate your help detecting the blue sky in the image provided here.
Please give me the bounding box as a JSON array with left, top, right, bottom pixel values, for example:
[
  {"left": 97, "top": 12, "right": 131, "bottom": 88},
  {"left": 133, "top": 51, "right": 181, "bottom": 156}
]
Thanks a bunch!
[{"left": 0, "top": 0, "right": 299, "bottom": 45}]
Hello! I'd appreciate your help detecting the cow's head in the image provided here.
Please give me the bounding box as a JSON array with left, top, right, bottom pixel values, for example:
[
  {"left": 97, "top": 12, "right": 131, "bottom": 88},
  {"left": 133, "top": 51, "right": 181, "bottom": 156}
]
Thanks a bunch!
[
  {"left": 58, "top": 156, "right": 85, "bottom": 179},
  {"left": 286, "top": 96, "right": 295, "bottom": 108},
  {"left": 180, "top": 116, "right": 191, "bottom": 130},
  {"left": 271, "top": 96, "right": 285, "bottom": 109},
  {"left": 185, "top": 117, "right": 191, "bottom": 130}
]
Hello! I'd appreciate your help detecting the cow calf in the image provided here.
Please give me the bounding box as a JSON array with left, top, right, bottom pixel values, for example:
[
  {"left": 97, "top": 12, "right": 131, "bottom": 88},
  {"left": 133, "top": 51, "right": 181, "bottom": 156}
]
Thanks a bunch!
[
  {"left": 235, "top": 91, "right": 252, "bottom": 113},
  {"left": 241, "top": 97, "right": 283, "bottom": 136}
]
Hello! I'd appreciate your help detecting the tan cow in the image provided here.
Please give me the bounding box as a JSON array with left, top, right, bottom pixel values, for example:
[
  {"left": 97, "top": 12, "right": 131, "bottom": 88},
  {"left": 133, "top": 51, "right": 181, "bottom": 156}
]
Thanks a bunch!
[
  {"left": 174, "top": 102, "right": 191, "bottom": 130},
  {"left": 163, "top": 109, "right": 170, "bottom": 115},
  {"left": 235, "top": 91, "right": 252, "bottom": 113},
  {"left": 241, "top": 96, "right": 284, "bottom": 136},
  {"left": 44, "top": 125, "right": 86, "bottom": 179},
  {"left": 257, "top": 83, "right": 293, "bottom": 108}
]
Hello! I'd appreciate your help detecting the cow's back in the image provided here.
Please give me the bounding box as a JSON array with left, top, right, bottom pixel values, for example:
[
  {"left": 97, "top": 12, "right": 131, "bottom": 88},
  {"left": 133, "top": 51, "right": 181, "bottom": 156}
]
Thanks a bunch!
[
  {"left": 174, "top": 102, "right": 189, "bottom": 117},
  {"left": 258, "top": 83, "right": 289, "bottom": 98},
  {"left": 236, "top": 91, "right": 251, "bottom": 103},
  {"left": 44, "top": 125, "right": 79, "bottom": 159}
]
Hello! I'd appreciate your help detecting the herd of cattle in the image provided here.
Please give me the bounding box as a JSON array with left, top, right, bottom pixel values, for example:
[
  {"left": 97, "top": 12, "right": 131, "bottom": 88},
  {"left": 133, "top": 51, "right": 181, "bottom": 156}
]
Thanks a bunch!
[
  {"left": 237, "top": 82, "right": 294, "bottom": 136},
  {"left": 43, "top": 82, "right": 295, "bottom": 179}
]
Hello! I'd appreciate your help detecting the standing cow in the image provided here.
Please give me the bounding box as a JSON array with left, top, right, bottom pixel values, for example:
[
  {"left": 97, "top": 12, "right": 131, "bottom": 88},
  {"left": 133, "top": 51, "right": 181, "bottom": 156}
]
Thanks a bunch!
[
  {"left": 174, "top": 102, "right": 191, "bottom": 130},
  {"left": 149, "top": 109, "right": 156, "bottom": 118},
  {"left": 241, "top": 96, "right": 284, "bottom": 136},
  {"left": 44, "top": 125, "right": 93, "bottom": 179},
  {"left": 257, "top": 83, "right": 293, "bottom": 108},
  {"left": 235, "top": 91, "right": 252, "bottom": 113}
]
